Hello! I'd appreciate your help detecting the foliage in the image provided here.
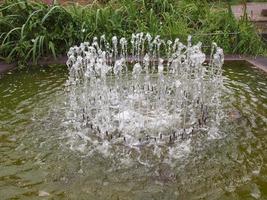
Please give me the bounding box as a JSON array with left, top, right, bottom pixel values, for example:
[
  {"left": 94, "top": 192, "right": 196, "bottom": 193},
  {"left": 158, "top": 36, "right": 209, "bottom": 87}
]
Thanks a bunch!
[{"left": 0, "top": 0, "right": 266, "bottom": 66}]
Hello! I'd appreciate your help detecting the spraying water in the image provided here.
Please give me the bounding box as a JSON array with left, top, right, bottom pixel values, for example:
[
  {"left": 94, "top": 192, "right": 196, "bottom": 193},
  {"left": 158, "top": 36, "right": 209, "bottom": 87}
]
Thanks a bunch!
[{"left": 65, "top": 33, "right": 224, "bottom": 163}]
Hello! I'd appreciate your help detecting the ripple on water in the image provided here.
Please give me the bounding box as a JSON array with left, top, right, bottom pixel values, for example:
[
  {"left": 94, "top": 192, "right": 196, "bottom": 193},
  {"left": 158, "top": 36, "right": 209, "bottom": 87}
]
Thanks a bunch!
[{"left": 0, "top": 63, "right": 266, "bottom": 199}]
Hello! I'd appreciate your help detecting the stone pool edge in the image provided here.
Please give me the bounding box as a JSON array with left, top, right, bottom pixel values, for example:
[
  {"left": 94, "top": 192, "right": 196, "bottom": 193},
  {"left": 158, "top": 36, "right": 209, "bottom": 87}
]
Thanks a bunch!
[{"left": 0, "top": 55, "right": 267, "bottom": 74}]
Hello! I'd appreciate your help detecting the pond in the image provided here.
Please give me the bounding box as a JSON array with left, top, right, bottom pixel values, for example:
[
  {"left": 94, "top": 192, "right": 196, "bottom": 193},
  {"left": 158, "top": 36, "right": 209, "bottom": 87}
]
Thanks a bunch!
[{"left": 0, "top": 61, "right": 266, "bottom": 199}]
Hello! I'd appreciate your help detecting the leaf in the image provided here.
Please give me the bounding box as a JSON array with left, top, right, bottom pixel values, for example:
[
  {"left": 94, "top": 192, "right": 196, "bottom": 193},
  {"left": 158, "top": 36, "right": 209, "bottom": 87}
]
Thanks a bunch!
[
  {"left": 39, "top": 35, "right": 45, "bottom": 56},
  {"left": 41, "top": 5, "right": 61, "bottom": 24},
  {"left": 2, "top": 27, "right": 21, "bottom": 46},
  {"left": 32, "top": 36, "right": 39, "bottom": 64},
  {"left": 23, "top": 9, "right": 43, "bottom": 30},
  {"left": 49, "top": 41, "right": 56, "bottom": 59},
  {"left": 0, "top": 1, "right": 25, "bottom": 12}
]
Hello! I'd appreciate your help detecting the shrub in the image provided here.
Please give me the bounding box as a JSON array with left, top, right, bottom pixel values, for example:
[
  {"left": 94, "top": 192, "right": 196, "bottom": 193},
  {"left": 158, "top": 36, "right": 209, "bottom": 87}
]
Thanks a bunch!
[{"left": 0, "top": 0, "right": 266, "bottom": 66}]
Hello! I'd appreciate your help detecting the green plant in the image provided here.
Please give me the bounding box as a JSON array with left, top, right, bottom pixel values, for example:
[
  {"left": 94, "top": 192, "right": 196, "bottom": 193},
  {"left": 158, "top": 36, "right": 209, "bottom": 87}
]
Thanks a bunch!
[
  {"left": 0, "top": 0, "right": 81, "bottom": 64},
  {"left": 0, "top": 0, "right": 266, "bottom": 67}
]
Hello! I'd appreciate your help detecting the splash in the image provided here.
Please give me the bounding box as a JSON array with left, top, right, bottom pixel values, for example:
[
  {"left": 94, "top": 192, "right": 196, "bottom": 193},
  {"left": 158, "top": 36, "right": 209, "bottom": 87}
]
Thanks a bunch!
[{"left": 65, "top": 33, "right": 224, "bottom": 162}]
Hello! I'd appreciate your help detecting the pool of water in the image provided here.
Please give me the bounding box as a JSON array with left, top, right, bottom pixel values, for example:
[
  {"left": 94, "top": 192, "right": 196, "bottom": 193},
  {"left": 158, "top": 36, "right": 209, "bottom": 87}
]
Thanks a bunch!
[{"left": 0, "top": 61, "right": 266, "bottom": 200}]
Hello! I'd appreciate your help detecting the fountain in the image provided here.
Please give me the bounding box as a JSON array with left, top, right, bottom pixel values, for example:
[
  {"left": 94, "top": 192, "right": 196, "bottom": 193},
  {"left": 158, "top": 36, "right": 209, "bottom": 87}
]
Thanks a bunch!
[
  {"left": 2, "top": 32, "right": 267, "bottom": 198},
  {"left": 65, "top": 33, "right": 224, "bottom": 162}
]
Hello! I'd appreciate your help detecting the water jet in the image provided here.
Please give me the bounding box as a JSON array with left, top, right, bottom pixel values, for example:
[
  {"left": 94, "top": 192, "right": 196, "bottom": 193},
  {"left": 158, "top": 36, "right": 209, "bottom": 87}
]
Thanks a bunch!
[{"left": 66, "top": 33, "right": 224, "bottom": 160}]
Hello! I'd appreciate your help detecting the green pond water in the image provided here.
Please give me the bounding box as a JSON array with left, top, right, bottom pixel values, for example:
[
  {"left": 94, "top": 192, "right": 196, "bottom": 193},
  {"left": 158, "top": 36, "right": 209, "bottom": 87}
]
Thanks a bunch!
[{"left": 0, "top": 61, "right": 266, "bottom": 200}]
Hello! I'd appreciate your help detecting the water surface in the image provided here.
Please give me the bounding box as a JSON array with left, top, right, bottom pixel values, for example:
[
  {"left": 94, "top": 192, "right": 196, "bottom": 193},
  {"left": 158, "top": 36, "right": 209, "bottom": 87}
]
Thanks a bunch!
[{"left": 0, "top": 62, "right": 266, "bottom": 199}]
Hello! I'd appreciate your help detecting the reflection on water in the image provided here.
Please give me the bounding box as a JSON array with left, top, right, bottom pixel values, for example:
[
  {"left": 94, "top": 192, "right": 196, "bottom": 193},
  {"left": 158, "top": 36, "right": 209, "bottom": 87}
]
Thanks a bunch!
[{"left": 0, "top": 62, "right": 266, "bottom": 199}]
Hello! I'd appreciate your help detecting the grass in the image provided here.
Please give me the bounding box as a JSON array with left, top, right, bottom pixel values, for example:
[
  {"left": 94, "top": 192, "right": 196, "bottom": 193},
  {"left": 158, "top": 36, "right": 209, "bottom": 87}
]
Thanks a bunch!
[{"left": 0, "top": 0, "right": 266, "bottom": 66}]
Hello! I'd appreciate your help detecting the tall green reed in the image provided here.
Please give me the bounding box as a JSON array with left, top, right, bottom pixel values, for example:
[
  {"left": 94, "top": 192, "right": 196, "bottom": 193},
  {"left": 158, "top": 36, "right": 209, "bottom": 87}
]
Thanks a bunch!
[{"left": 0, "top": 0, "right": 265, "bottom": 66}]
